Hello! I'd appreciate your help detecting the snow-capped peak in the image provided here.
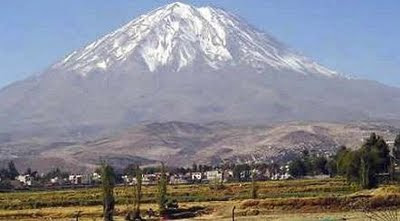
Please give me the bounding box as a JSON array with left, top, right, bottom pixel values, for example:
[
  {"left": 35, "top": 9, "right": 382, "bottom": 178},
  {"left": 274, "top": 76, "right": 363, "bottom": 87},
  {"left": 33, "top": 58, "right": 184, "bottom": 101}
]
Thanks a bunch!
[{"left": 53, "top": 2, "right": 339, "bottom": 77}]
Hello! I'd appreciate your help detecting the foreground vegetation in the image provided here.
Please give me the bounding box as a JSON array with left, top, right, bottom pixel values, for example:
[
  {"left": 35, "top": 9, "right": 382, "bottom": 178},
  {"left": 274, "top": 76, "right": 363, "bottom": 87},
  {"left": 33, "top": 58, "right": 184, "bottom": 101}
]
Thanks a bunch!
[
  {"left": 0, "top": 178, "right": 351, "bottom": 210},
  {"left": 289, "top": 133, "right": 400, "bottom": 188},
  {"left": 1, "top": 133, "right": 399, "bottom": 220},
  {"left": 0, "top": 178, "right": 399, "bottom": 220}
]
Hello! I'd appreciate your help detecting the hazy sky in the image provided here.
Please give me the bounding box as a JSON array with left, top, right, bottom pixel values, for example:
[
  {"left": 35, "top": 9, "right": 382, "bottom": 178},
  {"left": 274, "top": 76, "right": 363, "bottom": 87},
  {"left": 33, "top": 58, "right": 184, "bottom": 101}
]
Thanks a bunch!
[{"left": 1, "top": 0, "right": 399, "bottom": 88}]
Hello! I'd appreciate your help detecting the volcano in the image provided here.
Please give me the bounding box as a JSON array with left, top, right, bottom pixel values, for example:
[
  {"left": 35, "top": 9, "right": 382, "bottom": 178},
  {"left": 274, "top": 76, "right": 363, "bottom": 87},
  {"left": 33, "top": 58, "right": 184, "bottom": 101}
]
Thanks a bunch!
[{"left": 1, "top": 2, "right": 399, "bottom": 143}]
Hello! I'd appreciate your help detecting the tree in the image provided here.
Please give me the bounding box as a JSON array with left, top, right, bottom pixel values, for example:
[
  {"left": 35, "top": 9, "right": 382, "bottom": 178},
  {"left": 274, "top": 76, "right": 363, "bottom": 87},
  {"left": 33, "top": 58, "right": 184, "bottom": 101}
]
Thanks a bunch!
[
  {"left": 327, "top": 158, "right": 338, "bottom": 177},
  {"left": 288, "top": 158, "right": 307, "bottom": 177},
  {"left": 250, "top": 170, "right": 258, "bottom": 199},
  {"left": 391, "top": 134, "right": 400, "bottom": 180},
  {"left": 192, "top": 163, "right": 198, "bottom": 172},
  {"left": 157, "top": 163, "right": 168, "bottom": 216},
  {"left": 25, "top": 168, "right": 32, "bottom": 176},
  {"left": 7, "top": 161, "right": 19, "bottom": 179},
  {"left": 0, "top": 179, "right": 13, "bottom": 190},
  {"left": 123, "top": 164, "right": 138, "bottom": 177},
  {"left": 394, "top": 134, "right": 400, "bottom": 159},
  {"left": 301, "top": 149, "right": 313, "bottom": 174},
  {"left": 0, "top": 169, "right": 9, "bottom": 180},
  {"left": 336, "top": 146, "right": 352, "bottom": 176},
  {"left": 100, "top": 163, "right": 116, "bottom": 221},
  {"left": 233, "top": 164, "right": 251, "bottom": 182},
  {"left": 372, "top": 136, "right": 390, "bottom": 173},
  {"left": 359, "top": 148, "right": 379, "bottom": 189},
  {"left": 43, "top": 168, "right": 68, "bottom": 181},
  {"left": 312, "top": 156, "right": 329, "bottom": 175},
  {"left": 133, "top": 165, "right": 142, "bottom": 220},
  {"left": 335, "top": 133, "right": 391, "bottom": 189},
  {"left": 220, "top": 163, "right": 230, "bottom": 185},
  {"left": 345, "top": 151, "right": 361, "bottom": 183}
]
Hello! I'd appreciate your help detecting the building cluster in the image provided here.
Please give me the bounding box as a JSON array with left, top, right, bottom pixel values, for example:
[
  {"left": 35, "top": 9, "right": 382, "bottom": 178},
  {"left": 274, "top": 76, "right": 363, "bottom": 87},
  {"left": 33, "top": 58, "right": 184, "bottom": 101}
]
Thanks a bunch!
[
  {"left": 12, "top": 164, "right": 293, "bottom": 188},
  {"left": 121, "top": 166, "right": 292, "bottom": 186},
  {"left": 121, "top": 170, "right": 233, "bottom": 186},
  {"left": 14, "top": 172, "right": 102, "bottom": 187}
]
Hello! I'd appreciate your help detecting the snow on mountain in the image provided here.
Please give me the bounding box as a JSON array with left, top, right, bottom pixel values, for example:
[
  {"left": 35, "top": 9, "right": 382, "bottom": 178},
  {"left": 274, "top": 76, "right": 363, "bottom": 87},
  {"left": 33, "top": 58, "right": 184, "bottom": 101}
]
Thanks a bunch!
[
  {"left": 2, "top": 1, "right": 400, "bottom": 170},
  {"left": 53, "top": 2, "right": 338, "bottom": 77}
]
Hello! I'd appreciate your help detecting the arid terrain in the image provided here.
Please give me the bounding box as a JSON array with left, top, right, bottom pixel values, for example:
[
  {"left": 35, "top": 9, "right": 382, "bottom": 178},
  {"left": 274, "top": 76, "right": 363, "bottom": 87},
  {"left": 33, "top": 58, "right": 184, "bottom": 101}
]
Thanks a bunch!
[
  {"left": 1, "top": 121, "right": 398, "bottom": 172},
  {"left": 0, "top": 178, "right": 399, "bottom": 220}
]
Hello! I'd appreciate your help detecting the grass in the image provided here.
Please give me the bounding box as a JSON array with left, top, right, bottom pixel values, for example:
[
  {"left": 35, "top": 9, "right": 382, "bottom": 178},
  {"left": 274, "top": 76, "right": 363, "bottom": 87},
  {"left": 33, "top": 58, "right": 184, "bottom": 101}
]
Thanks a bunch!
[
  {"left": 0, "top": 178, "right": 399, "bottom": 220},
  {"left": 0, "top": 178, "right": 352, "bottom": 210}
]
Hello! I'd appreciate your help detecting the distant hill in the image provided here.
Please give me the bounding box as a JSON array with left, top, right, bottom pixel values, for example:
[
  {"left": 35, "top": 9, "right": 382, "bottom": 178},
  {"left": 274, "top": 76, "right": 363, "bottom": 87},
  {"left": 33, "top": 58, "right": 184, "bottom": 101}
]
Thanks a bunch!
[{"left": 2, "top": 121, "right": 396, "bottom": 173}]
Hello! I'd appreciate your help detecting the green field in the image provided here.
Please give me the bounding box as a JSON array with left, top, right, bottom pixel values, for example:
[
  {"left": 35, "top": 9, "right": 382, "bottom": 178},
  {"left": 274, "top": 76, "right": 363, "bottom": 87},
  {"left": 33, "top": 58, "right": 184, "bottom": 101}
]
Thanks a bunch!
[{"left": 0, "top": 178, "right": 399, "bottom": 220}]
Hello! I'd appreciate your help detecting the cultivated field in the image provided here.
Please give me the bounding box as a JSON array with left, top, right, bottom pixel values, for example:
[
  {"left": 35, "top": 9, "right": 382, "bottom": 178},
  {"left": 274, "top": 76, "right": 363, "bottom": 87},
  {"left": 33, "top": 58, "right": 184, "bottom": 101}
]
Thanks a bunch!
[{"left": 0, "top": 178, "right": 399, "bottom": 220}]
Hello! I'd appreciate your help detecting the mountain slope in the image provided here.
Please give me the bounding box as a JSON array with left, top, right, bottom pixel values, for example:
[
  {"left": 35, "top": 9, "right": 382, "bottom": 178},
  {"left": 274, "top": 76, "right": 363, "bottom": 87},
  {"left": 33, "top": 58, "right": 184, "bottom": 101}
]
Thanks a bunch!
[
  {"left": 23, "top": 121, "right": 399, "bottom": 172},
  {"left": 0, "top": 2, "right": 400, "bottom": 142}
]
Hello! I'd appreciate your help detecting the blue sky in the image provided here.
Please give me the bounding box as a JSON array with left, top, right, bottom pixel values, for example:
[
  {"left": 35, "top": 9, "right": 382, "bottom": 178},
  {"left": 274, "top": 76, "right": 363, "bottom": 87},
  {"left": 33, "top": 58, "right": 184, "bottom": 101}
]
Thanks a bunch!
[{"left": 0, "top": 0, "right": 399, "bottom": 88}]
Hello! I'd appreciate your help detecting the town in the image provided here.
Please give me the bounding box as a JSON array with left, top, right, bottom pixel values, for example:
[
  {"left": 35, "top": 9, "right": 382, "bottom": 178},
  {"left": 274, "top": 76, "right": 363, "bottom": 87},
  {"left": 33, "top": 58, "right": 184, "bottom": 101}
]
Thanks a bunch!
[
  {"left": 3, "top": 162, "right": 295, "bottom": 189},
  {"left": 0, "top": 132, "right": 399, "bottom": 220},
  {"left": 1, "top": 133, "right": 397, "bottom": 192}
]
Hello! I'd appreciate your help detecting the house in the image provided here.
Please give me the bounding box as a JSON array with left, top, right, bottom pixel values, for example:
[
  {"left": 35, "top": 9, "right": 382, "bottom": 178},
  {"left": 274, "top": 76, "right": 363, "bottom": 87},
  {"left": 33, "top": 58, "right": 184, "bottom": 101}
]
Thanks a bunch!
[
  {"left": 92, "top": 172, "right": 101, "bottom": 183},
  {"left": 69, "top": 175, "right": 83, "bottom": 185},
  {"left": 82, "top": 174, "right": 94, "bottom": 185},
  {"left": 50, "top": 177, "right": 58, "bottom": 184},
  {"left": 191, "top": 172, "right": 203, "bottom": 182},
  {"left": 121, "top": 175, "right": 130, "bottom": 184},
  {"left": 271, "top": 173, "right": 292, "bottom": 180},
  {"left": 50, "top": 177, "right": 66, "bottom": 185},
  {"left": 263, "top": 166, "right": 280, "bottom": 179},
  {"left": 206, "top": 170, "right": 223, "bottom": 182},
  {"left": 223, "top": 170, "right": 234, "bottom": 182},
  {"left": 169, "top": 174, "right": 190, "bottom": 185},
  {"left": 16, "top": 174, "right": 33, "bottom": 186},
  {"left": 239, "top": 170, "right": 251, "bottom": 181},
  {"left": 121, "top": 175, "right": 137, "bottom": 185},
  {"left": 142, "top": 174, "right": 158, "bottom": 185},
  {"left": 304, "top": 174, "right": 330, "bottom": 179}
]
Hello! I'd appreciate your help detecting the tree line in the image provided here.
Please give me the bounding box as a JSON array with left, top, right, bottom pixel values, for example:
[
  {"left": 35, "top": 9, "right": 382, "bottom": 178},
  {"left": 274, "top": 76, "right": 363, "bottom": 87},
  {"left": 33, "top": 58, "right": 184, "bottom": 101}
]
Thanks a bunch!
[
  {"left": 100, "top": 162, "right": 174, "bottom": 221},
  {"left": 289, "top": 133, "right": 400, "bottom": 189}
]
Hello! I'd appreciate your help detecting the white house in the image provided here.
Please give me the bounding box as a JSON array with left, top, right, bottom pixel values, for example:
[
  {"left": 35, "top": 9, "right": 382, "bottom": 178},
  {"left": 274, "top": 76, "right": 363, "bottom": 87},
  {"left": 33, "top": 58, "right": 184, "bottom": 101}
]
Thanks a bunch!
[
  {"left": 191, "top": 172, "right": 203, "bottom": 181},
  {"left": 169, "top": 175, "right": 190, "bottom": 185},
  {"left": 69, "top": 175, "right": 83, "bottom": 185},
  {"left": 206, "top": 170, "right": 223, "bottom": 182},
  {"left": 50, "top": 177, "right": 61, "bottom": 185},
  {"left": 142, "top": 174, "right": 158, "bottom": 185},
  {"left": 271, "top": 172, "right": 292, "bottom": 180},
  {"left": 92, "top": 172, "right": 101, "bottom": 183},
  {"left": 16, "top": 174, "right": 33, "bottom": 186},
  {"left": 122, "top": 175, "right": 138, "bottom": 185}
]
